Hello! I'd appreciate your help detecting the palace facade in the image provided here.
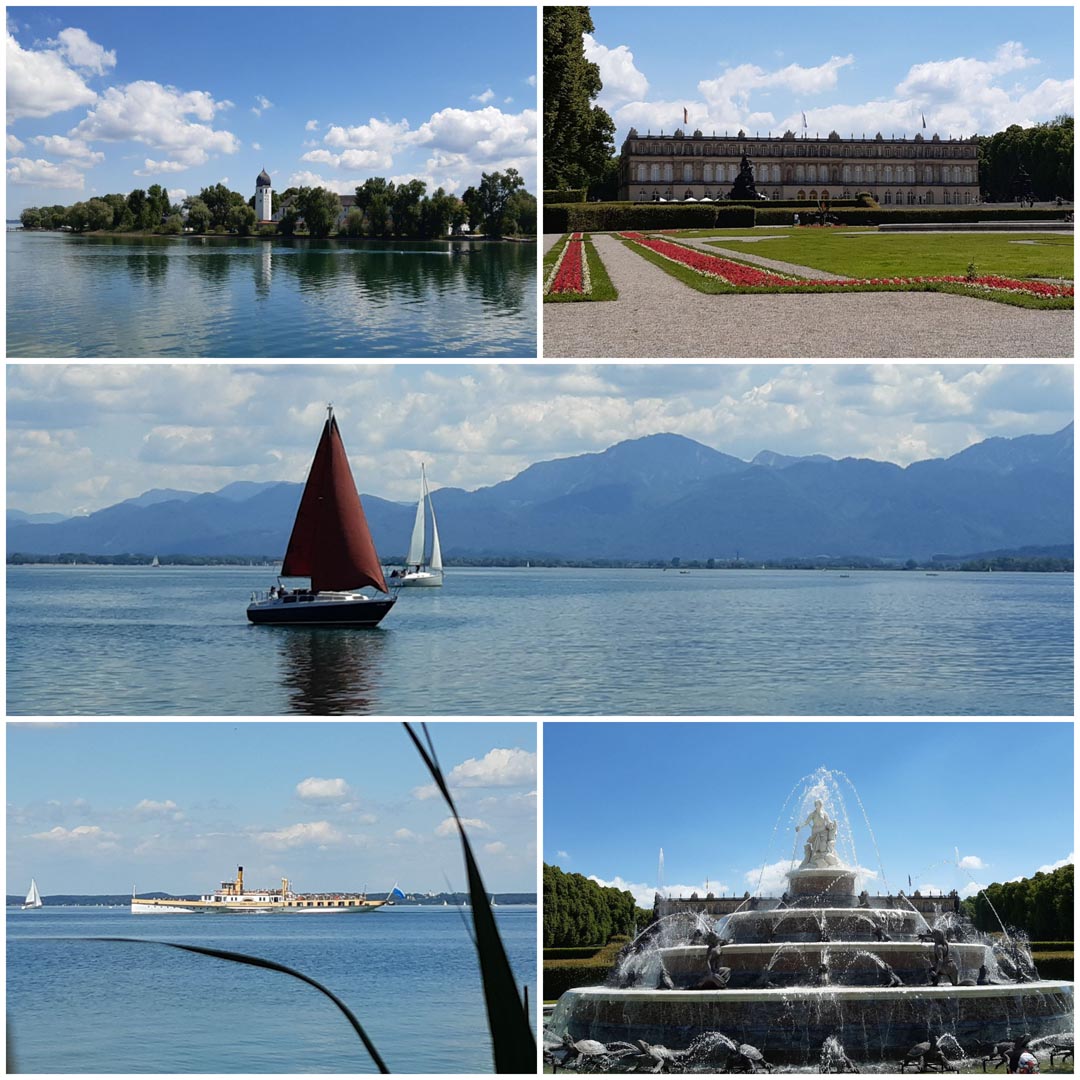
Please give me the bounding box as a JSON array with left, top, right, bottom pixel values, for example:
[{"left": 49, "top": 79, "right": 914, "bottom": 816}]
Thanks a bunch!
[{"left": 617, "top": 128, "right": 981, "bottom": 205}]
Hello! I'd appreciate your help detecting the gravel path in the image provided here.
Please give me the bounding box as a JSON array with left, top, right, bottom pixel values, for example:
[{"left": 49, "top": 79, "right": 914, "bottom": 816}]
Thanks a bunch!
[
  {"left": 677, "top": 237, "right": 849, "bottom": 280},
  {"left": 543, "top": 233, "right": 1073, "bottom": 358},
  {"left": 542, "top": 233, "right": 563, "bottom": 255}
]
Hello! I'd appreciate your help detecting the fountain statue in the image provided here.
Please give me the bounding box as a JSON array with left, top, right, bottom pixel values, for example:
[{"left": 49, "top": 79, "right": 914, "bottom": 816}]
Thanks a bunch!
[{"left": 546, "top": 768, "right": 1074, "bottom": 1071}]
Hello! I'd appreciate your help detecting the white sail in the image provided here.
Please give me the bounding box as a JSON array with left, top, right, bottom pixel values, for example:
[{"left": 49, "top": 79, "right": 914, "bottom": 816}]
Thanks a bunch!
[
  {"left": 429, "top": 473, "right": 443, "bottom": 573},
  {"left": 24, "top": 878, "right": 42, "bottom": 908},
  {"left": 406, "top": 468, "right": 426, "bottom": 567}
]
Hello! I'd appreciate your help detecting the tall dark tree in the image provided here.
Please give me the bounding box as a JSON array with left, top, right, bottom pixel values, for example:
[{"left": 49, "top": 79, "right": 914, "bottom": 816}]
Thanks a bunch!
[
  {"left": 296, "top": 186, "right": 341, "bottom": 238},
  {"left": 976, "top": 116, "right": 1073, "bottom": 201},
  {"left": 543, "top": 7, "right": 616, "bottom": 193},
  {"left": 477, "top": 168, "right": 526, "bottom": 236}
]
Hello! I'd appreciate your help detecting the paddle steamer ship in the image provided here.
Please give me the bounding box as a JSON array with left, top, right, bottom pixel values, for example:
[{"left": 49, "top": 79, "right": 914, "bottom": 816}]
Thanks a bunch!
[{"left": 132, "top": 866, "right": 392, "bottom": 914}]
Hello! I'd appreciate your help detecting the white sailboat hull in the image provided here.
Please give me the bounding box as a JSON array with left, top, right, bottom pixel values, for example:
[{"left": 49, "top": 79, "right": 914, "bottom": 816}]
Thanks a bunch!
[{"left": 397, "top": 570, "right": 443, "bottom": 587}]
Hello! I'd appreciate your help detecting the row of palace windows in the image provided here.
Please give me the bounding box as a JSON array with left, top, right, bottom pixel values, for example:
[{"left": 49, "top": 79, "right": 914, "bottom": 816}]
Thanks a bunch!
[
  {"left": 633, "top": 163, "right": 975, "bottom": 184},
  {"left": 630, "top": 141, "right": 977, "bottom": 160},
  {"left": 634, "top": 188, "right": 976, "bottom": 206}
]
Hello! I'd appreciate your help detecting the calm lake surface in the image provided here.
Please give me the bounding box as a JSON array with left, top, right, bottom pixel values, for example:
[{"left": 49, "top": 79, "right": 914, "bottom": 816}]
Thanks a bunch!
[
  {"left": 7, "top": 905, "right": 536, "bottom": 1073},
  {"left": 6, "top": 566, "right": 1072, "bottom": 715},
  {"left": 6, "top": 231, "right": 536, "bottom": 357}
]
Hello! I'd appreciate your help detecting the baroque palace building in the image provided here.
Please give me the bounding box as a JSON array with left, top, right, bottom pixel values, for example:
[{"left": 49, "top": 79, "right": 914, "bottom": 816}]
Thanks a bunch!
[{"left": 617, "top": 128, "right": 981, "bottom": 205}]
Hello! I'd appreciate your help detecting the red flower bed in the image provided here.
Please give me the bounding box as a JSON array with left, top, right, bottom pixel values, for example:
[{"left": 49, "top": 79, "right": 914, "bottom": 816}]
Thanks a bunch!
[
  {"left": 618, "top": 232, "right": 1073, "bottom": 299},
  {"left": 547, "top": 233, "right": 587, "bottom": 295}
]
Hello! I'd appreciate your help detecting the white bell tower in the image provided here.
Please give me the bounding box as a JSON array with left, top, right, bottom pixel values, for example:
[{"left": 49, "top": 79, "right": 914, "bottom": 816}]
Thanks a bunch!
[{"left": 255, "top": 168, "right": 273, "bottom": 222}]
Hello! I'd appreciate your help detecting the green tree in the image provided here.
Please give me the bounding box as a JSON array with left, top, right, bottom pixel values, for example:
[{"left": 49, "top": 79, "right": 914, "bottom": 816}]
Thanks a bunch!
[
  {"left": 85, "top": 198, "right": 114, "bottom": 231},
  {"left": 543, "top": 6, "right": 616, "bottom": 193},
  {"left": 161, "top": 213, "right": 184, "bottom": 235},
  {"left": 391, "top": 178, "right": 427, "bottom": 237},
  {"left": 183, "top": 196, "right": 212, "bottom": 234},
  {"left": 977, "top": 116, "right": 1074, "bottom": 201},
  {"left": 198, "top": 183, "right": 245, "bottom": 229},
  {"left": 20, "top": 207, "right": 42, "bottom": 229},
  {"left": 461, "top": 185, "right": 483, "bottom": 233},
  {"left": 503, "top": 188, "right": 537, "bottom": 235},
  {"left": 419, "top": 187, "right": 457, "bottom": 238},
  {"left": 355, "top": 178, "right": 393, "bottom": 236},
  {"left": 476, "top": 168, "right": 527, "bottom": 236},
  {"left": 126, "top": 188, "right": 152, "bottom": 230},
  {"left": 296, "top": 186, "right": 341, "bottom": 237},
  {"left": 146, "top": 184, "right": 172, "bottom": 227},
  {"left": 343, "top": 207, "right": 365, "bottom": 237},
  {"left": 227, "top": 203, "right": 257, "bottom": 236}
]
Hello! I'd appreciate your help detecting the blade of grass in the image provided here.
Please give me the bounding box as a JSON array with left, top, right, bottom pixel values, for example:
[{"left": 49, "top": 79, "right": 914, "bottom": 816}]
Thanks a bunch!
[
  {"left": 404, "top": 723, "right": 536, "bottom": 1073},
  {"left": 89, "top": 936, "right": 389, "bottom": 1074}
]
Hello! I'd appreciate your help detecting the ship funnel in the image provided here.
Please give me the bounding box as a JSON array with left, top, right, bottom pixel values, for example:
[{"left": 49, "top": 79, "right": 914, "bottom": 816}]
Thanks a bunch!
[{"left": 237, "top": 865, "right": 244, "bottom": 893}]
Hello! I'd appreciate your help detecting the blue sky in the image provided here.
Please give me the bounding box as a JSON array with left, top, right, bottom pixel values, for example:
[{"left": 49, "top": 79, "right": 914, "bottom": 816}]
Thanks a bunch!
[
  {"left": 7, "top": 721, "right": 536, "bottom": 894},
  {"left": 6, "top": 7, "right": 536, "bottom": 215},
  {"left": 7, "top": 364, "right": 1072, "bottom": 516},
  {"left": 586, "top": 7, "right": 1073, "bottom": 144},
  {"left": 544, "top": 722, "right": 1073, "bottom": 908}
]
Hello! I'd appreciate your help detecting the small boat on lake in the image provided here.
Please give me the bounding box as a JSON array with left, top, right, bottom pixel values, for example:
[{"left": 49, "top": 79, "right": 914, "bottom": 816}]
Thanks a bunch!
[
  {"left": 247, "top": 405, "right": 396, "bottom": 627},
  {"left": 394, "top": 462, "right": 443, "bottom": 588},
  {"left": 22, "top": 878, "right": 43, "bottom": 909},
  {"left": 132, "top": 866, "right": 394, "bottom": 915}
]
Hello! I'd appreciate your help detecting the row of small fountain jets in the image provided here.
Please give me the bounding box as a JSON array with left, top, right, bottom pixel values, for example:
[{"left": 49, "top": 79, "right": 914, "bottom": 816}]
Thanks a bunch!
[{"left": 546, "top": 1030, "right": 1074, "bottom": 1073}]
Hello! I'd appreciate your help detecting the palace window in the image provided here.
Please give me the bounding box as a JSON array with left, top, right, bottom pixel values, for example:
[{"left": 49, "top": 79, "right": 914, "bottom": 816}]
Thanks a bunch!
[
  {"left": 796, "top": 189, "right": 806, "bottom": 200},
  {"left": 884, "top": 190, "right": 892, "bottom": 204},
  {"left": 809, "top": 189, "right": 817, "bottom": 201},
  {"left": 650, "top": 164, "right": 660, "bottom": 182},
  {"left": 925, "top": 190, "right": 934, "bottom": 204},
  {"left": 663, "top": 164, "right": 673, "bottom": 182},
  {"left": 907, "top": 191, "right": 916, "bottom": 204},
  {"left": 683, "top": 163, "right": 693, "bottom": 182}
]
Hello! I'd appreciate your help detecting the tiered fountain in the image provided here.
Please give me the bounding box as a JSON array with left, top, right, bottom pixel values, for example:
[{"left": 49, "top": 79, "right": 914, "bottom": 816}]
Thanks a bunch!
[{"left": 547, "top": 769, "right": 1073, "bottom": 1070}]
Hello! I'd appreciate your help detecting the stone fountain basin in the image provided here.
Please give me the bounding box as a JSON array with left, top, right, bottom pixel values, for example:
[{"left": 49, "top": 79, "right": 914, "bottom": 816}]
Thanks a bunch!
[
  {"left": 725, "top": 906, "right": 925, "bottom": 941},
  {"left": 660, "top": 941, "right": 989, "bottom": 987},
  {"left": 551, "top": 981, "right": 1075, "bottom": 1063}
]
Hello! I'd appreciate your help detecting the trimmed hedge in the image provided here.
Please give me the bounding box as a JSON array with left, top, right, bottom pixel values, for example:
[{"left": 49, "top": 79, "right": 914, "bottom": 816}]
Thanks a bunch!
[
  {"left": 544, "top": 189, "right": 587, "bottom": 204},
  {"left": 825, "top": 206, "right": 1072, "bottom": 226},
  {"left": 545, "top": 202, "right": 755, "bottom": 232},
  {"left": 1029, "top": 942, "right": 1075, "bottom": 950},
  {"left": 1033, "top": 954, "right": 1074, "bottom": 980},
  {"left": 544, "top": 946, "right": 606, "bottom": 961},
  {"left": 544, "top": 939, "right": 626, "bottom": 1001}
]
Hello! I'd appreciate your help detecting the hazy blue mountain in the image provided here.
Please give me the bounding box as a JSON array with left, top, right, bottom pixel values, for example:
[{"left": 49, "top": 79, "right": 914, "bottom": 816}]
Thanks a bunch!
[
  {"left": 118, "top": 488, "right": 200, "bottom": 508},
  {"left": 7, "top": 509, "right": 70, "bottom": 525},
  {"left": 7, "top": 427, "right": 1072, "bottom": 562}
]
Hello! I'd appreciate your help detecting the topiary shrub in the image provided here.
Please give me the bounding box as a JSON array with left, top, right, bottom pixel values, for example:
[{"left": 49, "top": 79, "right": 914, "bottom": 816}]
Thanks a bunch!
[{"left": 544, "top": 189, "right": 587, "bottom": 204}]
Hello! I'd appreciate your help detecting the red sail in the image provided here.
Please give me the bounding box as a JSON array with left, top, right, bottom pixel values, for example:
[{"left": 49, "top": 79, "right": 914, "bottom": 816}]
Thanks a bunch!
[{"left": 281, "top": 415, "right": 390, "bottom": 594}]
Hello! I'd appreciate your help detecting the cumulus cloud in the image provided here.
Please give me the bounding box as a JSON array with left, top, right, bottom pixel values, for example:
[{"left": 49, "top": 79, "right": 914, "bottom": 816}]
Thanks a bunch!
[
  {"left": 7, "top": 133, "right": 26, "bottom": 153},
  {"left": 71, "top": 81, "right": 239, "bottom": 171},
  {"left": 251, "top": 94, "right": 273, "bottom": 116},
  {"left": 584, "top": 33, "right": 648, "bottom": 107},
  {"left": 296, "top": 776, "right": 352, "bottom": 801},
  {"left": 587, "top": 874, "right": 658, "bottom": 908},
  {"left": 394, "top": 827, "right": 419, "bottom": 841},
  {"left": 7, "top": 156, "right": 86, "bottom": 188},
  {"left": 31, "top": 134, "right": 104, "bottom": 165},
  {"left": 134, "top": 798, "right": 182, "bottom": 820},
  {"left": 1013, "top": 852, "right": 1074, "bottom": 880},
  {"left": 50, "top": 27, "right": 116, "bottom": 75},
  {"left": 166, "top": 187, "right": 187, "bottom": 203},
  {"left": 435, "top": 816, "right": 490, "bottom": 837},
  {"left": 29, "top": 824, "right": 118, "bottom": 849},
  {"left": 471, "top": 88, "right": 496, "bottom": 104},
  {"left": 413, "top": 747, "right": 536, "bottom": 799},
  {"left": 958, "top": 854, "right": 987, "bottom": 870},
  {"left": 255, "top": 821, "right": 345, "bottom": 850},
  {"left": 305, "top": 118, "right": 319, "bottom": 131},
  {"left": 484, "top": 841, "right": 507, "bottom": 855},
  {"left": 6, "top": 30, "right": 99, "bottom": 120}
]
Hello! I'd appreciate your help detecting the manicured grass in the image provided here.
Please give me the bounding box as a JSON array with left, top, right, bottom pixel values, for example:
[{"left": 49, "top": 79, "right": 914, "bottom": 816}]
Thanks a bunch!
[
  {"left": 620, "top": 235, "right": 1073, "bottom": 310},
  {"left": 702, "top": 230, "right": 1074, "bottom": 281},
  {"left": 543, "top": 233, "right": 618, "bottom": 301}
]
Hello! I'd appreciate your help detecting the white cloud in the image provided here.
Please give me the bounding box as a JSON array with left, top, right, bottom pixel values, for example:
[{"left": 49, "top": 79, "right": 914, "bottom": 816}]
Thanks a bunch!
[
  {"left": 134, "top": 798, "right": 181, "bottom": 819},
  {"left": 526, "top": 75, "right": 536, "bottom": 87},
  {"left": 51, "top": 27, "right": 116, "bottom": 75},
  {"left": 1023, "top": 852, "right": 1074, "bottom": 878},
  {"left": 584, "top": 33, "right": 649, "bottom": 107},
  {"left": 588, "top": 874, "right": 657, "bottom": 908},
  {"left": 484, "top": 841, "right": 507, "bottom": 855},
  {"left": 412, "top": 747, "right": 536, "bottom": 800},
  {"left": 7, "top": 156, "right": 86, "bottom": 188},
  {"left": 413, "top": 105, "right": 536, "bottom": 164},
  {"left": 305, "top": 118, "right": 319, "bottom": 131},
  {"left": 255, "top": 820, "right": 345, "bottom": 850},
  {"left": 296, "top": 776, "right": 352, "bottom": 801},
  {"left": 252, "top": 142, "right": 261, "bottom": 152},
  {"left": 435, "top": 816, "right": 490, "bottom": 837},
  {"left": 135, "top": 158, "right": 190, "bottom": 176},
  {"left": 394, "top": 827, "right": 419, "bottom": 841},
  {"left": 6, "top": 31, "right": 99, "bottom": 120},
  {"left": 29, "top": 824, "right": 118, "bottom": 849},
  {"left": 71, "top": 81, "right": 239, "bottom": 171},
  {"left": 958, "top": 854, "right": 986, "bottom": 870},
  {"left": 251, "top": 94, "right": 273, "bottom": 116},
  {"left": 167, "top": 187, "right": 187, "bottom": 204},
  {"left": 31, "top": 134, "right": 104, "bottom": 166},
  {"left": 471, "top": 88, "right": 496, "bottom": 105},
  {"left": 286, "top": 170, "right": 368, "bottom": 195},
  {"left": 7, "top": 133, "right": 26, "bottom": 153},
  {"left": 959, "top": 881, "right": 987, "bottom": 898},
  {"left": 557, "top": 850, "right": 570, "bottom": 860}
]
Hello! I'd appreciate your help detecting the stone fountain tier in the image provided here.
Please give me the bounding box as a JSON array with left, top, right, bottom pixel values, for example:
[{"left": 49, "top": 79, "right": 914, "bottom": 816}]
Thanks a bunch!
[
  {"left": 785, "top": 865, "right": 859, "bottom": 904},
  {"left": 549, "top": 982, "right": 1075, "bottom": 1064},
  {"left": 723, "top": 905, "right": 925, "bottom": 943},
  {"left": 657, "top": 941, "right": 989, "bottom": 988}
]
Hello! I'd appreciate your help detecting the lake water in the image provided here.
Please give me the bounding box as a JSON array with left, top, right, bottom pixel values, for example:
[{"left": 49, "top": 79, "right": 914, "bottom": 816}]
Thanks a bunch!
[
  {"left": 6, "top": 231, "right": 536, "bottom": 357},
  {"left": 6, "top": 566, "right": 1072, "bottom": 715},
  {"left": 7, "top": 904, "right": 535, "bottom": 1073}
]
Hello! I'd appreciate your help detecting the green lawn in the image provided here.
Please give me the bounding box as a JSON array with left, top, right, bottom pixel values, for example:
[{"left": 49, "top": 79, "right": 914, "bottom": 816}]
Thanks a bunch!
[{"left": 698, "top": 229, "right": 1073, "bottom": 280}]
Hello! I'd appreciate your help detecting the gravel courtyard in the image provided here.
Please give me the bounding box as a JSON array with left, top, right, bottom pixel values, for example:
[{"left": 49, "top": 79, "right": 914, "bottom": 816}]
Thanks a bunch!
[{"left": 543, "top": 233, "right": 1073, "bottom": 358}]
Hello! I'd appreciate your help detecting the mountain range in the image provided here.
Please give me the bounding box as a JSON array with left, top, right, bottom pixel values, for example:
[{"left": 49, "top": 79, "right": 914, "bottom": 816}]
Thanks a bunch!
[{"left": 7, "top": 425, "right": 1073, "bottom": 562}]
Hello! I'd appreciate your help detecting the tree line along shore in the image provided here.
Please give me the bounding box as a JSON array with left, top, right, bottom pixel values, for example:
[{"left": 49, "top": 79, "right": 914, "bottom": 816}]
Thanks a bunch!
[{"left": 18, "top": 170, "right": 537, "bottom": 240}]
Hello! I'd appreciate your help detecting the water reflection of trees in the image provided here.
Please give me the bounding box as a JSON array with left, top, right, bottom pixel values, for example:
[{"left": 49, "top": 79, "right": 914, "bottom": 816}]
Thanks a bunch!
[{"left": 274, "top": 627, "right": 388, "bottom": 714}]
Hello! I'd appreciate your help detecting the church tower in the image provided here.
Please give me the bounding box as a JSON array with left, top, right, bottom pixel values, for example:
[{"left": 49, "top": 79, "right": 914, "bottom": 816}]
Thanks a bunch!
[{"left": 255, "top": 169, "right": 273, "bottom": 223}]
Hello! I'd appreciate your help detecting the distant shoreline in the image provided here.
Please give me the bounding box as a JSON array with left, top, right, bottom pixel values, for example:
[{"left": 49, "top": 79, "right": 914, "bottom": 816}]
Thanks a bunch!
[{"left": 13, "top": 228, "right": 536, "bottom": 244}]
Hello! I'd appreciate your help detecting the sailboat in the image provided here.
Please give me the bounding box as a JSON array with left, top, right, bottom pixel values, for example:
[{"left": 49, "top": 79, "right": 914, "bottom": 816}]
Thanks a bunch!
[
  {"left": 395, "top": 463, "right": 443, "bottom": 587},
  {"left": 247, "top": 405, "right": 396, "bottom": 627},
  {"left": 150, "top": 555, "right": 160, "bottom": 567},
  {"left": 23, "top": 878, "right": 43, "bottom": 909}
]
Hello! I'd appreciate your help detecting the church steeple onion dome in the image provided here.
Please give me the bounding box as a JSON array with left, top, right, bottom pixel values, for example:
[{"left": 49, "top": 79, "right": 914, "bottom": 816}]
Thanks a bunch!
[{"left": 256, "top": 169, "right": 272, "bottom": 188}]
